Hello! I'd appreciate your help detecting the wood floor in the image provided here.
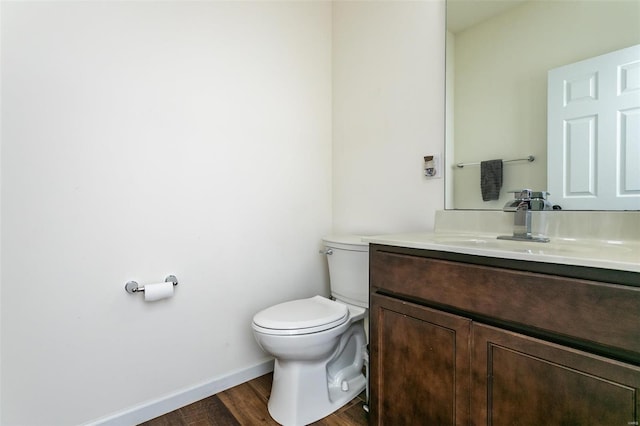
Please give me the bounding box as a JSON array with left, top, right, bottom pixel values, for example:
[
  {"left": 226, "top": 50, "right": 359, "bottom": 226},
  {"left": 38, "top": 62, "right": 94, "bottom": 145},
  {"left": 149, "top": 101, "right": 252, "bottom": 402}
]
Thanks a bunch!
[{"left": 140, "top": 372, "right": 368, "bottom": 426}]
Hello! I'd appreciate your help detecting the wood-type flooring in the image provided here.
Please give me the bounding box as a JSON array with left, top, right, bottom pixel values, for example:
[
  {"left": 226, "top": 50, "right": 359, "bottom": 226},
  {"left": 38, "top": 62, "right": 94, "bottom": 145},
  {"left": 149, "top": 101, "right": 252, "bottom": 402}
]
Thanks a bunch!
[{"left": 140, "top": 372, "right": 368, "bottom": 426}]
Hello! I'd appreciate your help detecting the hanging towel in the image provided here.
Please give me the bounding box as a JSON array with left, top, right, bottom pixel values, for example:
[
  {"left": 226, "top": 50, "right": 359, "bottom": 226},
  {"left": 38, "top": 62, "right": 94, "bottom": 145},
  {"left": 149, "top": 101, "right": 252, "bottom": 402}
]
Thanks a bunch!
[{"left": 480, "top": 159, "right": 503, "bottom": 201}]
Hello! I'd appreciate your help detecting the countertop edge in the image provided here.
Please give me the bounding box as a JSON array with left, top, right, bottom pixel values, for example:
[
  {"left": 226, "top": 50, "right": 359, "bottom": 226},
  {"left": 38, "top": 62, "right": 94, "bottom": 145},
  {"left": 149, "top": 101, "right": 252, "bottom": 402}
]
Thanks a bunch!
[{"left": 363, "top": 234, "right": 640, "bottom": 274}]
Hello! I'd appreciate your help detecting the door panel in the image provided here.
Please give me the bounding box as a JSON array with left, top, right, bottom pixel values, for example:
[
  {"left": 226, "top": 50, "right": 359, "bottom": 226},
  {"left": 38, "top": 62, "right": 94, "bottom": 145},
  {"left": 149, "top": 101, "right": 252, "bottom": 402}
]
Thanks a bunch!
[
  {"left": 548, "top": 44, "right": 640, "bottom": 210},
  {"left": 472, "top": 323, "right": 640, "bottom": 426},
  {"left": 370, "top": 294, "right": 471, "bottom": 425}
]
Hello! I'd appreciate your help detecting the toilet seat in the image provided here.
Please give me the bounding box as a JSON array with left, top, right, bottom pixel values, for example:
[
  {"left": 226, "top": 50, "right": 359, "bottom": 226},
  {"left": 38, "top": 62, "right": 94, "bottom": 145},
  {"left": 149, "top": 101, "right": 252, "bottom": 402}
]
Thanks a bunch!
[{"left": 252, "top": 296, "right": 349, "bottom": 336}]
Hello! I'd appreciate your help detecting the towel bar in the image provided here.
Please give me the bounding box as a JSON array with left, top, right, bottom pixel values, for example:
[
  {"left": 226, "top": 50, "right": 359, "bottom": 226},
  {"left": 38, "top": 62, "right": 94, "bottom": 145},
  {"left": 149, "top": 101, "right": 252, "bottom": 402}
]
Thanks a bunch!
[{"left": 456, "top": 155, "right": 534, "bottom": 168}]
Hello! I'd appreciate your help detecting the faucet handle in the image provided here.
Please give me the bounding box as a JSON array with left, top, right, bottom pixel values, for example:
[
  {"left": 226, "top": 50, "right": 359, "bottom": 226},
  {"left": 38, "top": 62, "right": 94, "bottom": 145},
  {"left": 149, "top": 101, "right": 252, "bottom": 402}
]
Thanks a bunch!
[
  {"left": 509, "top": 189, "right": 533, "bottom": 200},
  {"left": 508, "top": 190, "right": 553, "bottom": 210},
  {"left": 509, "top": 189, "right": 551, "bottom": 200},
  {"left": 530, "top": 191, "right": 550, "bottom": 199}
]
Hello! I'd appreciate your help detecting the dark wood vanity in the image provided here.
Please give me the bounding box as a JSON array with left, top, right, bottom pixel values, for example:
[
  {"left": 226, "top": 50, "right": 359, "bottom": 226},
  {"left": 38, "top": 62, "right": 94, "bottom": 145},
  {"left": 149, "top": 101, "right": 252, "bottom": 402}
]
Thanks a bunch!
[{"left": 369, "top": 243, "right": 640, "bottom": 425}]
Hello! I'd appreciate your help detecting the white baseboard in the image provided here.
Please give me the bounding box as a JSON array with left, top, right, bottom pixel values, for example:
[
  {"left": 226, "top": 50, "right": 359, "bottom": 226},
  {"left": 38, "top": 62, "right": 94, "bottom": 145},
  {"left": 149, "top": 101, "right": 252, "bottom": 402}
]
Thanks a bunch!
[{"left": 85, "top": 359, "right": 274, "bottom": 426}]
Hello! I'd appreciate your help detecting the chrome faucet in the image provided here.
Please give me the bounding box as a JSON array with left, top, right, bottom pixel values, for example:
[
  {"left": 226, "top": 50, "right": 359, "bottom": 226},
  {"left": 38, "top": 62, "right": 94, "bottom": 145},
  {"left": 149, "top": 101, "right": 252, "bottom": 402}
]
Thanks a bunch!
[{"left": 498, "top": 189, "right": 551, "bottom": 242}]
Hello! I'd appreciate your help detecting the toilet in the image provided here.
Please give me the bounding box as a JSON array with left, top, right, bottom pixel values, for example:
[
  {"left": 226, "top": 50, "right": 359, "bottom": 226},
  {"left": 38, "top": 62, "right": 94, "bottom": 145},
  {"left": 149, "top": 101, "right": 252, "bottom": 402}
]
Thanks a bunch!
[{"left": 251, "top": 235, "right": 369, "bottom": 426}]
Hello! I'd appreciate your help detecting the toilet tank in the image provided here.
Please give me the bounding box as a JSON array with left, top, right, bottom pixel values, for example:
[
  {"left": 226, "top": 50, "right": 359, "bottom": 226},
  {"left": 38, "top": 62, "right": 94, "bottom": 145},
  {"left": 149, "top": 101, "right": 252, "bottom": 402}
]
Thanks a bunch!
[{"left": 322, "top": 235, "right": 369, "bottom": 308}]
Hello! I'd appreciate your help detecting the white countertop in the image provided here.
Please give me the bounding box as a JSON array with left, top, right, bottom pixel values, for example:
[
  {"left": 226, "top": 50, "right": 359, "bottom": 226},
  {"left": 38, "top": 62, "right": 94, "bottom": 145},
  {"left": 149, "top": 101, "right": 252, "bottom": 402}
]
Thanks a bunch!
[{"left": 364, "top": 232, "right": 640, "bottom": 273}]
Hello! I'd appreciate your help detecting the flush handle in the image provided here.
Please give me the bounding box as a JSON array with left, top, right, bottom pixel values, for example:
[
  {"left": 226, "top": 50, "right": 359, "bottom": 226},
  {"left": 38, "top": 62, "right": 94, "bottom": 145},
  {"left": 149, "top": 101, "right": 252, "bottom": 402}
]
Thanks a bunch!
[{"left": 319, "top": 248, "right": 333, "bottom": 255}]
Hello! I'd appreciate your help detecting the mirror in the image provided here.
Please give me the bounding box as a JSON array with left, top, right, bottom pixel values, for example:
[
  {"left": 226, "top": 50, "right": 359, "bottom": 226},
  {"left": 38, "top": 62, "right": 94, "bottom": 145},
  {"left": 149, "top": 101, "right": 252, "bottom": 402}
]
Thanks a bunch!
[{"left": 445, "top": 0, "right": 640, "bottom": 210}]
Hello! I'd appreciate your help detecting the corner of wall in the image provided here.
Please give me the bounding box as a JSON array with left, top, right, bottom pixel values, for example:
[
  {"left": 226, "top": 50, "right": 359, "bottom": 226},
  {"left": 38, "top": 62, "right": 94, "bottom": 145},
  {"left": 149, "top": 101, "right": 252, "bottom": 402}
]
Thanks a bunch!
[{"left": 0, "top": 0, "right": 4, "bottom": 420}]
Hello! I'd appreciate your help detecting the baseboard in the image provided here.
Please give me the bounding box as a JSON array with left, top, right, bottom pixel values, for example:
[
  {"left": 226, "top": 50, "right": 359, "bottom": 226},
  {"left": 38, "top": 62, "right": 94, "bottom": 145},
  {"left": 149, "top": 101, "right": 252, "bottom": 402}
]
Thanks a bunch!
[{"left": 85, "top": 358, "right": 274, "bottom": 426}]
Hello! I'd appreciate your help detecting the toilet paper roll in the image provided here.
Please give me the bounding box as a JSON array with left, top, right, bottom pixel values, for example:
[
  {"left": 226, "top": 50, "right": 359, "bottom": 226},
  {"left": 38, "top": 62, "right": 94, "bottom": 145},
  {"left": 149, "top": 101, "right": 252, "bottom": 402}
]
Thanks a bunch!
[{"left": 144, "top": 281, "right": 174, "bottom": 302}]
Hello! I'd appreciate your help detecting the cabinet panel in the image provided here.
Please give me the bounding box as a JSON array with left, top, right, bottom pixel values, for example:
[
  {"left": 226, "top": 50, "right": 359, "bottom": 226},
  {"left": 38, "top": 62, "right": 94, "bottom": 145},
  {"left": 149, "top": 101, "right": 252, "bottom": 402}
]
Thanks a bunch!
[
  {"left": 472, "top": 323, "right": 640, "bottom": 426},
  {"left": 371, "top": 248, "right": 640, "bottom": 358},
  {"left": 370, "top": 294, "right": 471, "bottom": 425}
]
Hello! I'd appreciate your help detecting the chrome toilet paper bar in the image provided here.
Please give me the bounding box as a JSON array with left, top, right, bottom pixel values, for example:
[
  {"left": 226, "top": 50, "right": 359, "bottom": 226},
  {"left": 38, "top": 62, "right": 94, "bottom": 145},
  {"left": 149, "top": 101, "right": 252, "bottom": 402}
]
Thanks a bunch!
[{"left": 125, "top": 275, "right": 178, "bottom": 294}]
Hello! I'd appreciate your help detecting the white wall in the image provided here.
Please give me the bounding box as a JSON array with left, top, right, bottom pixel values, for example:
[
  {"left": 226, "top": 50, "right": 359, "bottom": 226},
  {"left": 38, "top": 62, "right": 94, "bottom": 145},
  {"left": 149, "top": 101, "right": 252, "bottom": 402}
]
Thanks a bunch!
[
  {"left": 451, "top": 0, "right": 640, "bottom": 209},
  {"left": 1, "top": 2, "right": 332, "bottom": 424},
  {"left": 1, "top": 1, "right": 446, "bottom": 424},
  {"left": 445, "top": 30, "right": 456, "bottom": 209},
  {"left": 0, "top": 2, "right": 3, "bottom": 420},
  {"left": 332, "top": 0, "right": 445, "bottom": 234}
]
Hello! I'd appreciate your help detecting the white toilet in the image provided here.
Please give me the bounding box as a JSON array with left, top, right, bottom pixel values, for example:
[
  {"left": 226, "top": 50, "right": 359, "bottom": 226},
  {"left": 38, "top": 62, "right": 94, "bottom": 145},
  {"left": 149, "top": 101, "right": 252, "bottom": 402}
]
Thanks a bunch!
[{"left": 251, "top": 235, "right": 369, "bottom": 426}]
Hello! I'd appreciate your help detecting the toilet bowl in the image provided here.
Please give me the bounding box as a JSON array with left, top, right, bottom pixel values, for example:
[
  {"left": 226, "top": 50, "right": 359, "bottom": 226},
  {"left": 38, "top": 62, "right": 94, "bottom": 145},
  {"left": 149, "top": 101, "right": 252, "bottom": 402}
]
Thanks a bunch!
[{"left": 251, "top": 235, "right": 369, "bottom": 426}]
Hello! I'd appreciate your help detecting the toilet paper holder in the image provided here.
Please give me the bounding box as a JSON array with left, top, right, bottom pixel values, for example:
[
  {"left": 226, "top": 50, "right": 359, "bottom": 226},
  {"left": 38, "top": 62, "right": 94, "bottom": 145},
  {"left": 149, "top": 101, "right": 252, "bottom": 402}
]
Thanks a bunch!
[{"left": 125, "top": 275, "right": 178, "bottom": 294}]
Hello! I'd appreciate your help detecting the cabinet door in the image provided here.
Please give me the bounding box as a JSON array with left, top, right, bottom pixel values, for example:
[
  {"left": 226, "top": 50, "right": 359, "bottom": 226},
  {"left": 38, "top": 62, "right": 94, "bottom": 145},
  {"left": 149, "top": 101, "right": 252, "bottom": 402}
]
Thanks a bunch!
[
  {"left": 472, "top": 323, "right": 640, "bottom": 426},
  {"left": 370, "top": 293, "right": 471, "bottom": 425}
]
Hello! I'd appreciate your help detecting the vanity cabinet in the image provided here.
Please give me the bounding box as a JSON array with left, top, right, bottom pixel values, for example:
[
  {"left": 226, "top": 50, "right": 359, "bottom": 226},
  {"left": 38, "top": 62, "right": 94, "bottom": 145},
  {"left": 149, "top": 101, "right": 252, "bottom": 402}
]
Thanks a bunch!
[{"left": 369, "top": 244, "right": 640, "bottom": 426}]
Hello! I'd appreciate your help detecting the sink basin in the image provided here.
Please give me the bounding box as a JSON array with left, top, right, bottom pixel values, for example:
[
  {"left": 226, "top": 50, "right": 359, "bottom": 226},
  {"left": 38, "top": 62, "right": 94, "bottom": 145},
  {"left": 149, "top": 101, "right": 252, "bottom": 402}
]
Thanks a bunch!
[{"left": 431, "top": 234, "right": 633, "bottom": 257}]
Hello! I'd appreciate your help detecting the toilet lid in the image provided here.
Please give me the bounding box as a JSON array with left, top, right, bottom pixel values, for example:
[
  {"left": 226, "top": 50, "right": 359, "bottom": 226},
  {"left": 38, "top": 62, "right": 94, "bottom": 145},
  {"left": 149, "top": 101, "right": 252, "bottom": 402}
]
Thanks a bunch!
[{"left": 252, "top": 296, "right": 349, "bottom": 335}]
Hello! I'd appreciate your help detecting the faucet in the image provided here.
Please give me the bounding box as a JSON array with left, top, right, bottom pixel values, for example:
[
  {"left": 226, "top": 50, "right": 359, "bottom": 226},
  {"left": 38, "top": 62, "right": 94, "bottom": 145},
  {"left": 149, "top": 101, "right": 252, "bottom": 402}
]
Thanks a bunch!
[{"left": 498, "top": 189, "right": 551, "bottom": 243}]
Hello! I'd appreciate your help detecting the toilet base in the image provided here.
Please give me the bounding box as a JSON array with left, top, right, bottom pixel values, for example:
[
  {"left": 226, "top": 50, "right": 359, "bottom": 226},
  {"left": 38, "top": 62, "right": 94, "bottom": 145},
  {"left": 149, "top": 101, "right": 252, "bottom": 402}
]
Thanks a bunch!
[{"left": 267, "top": 323, "right": 367, "bottom": 426}]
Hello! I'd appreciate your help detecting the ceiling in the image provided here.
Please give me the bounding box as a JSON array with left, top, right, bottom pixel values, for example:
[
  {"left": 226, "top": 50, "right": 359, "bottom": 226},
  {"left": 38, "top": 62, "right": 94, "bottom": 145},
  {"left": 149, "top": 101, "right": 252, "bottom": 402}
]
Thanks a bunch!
[{"left": 447, "top": 0, "right": 527, "bottom": 33}]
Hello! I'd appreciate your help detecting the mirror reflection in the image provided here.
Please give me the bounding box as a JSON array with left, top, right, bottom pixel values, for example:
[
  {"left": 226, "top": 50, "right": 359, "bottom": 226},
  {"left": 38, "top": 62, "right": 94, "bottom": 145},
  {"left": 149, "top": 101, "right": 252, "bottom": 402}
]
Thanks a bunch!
[{"left": 445, "top": 0, "right": 640, "bottom": 210}]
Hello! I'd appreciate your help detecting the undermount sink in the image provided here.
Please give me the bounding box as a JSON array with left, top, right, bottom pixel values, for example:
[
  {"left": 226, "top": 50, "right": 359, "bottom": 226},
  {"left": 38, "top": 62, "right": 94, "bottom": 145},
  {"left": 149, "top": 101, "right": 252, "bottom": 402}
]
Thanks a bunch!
[{"left": 430, "top": 234, "right": 633, "bottom": 256}]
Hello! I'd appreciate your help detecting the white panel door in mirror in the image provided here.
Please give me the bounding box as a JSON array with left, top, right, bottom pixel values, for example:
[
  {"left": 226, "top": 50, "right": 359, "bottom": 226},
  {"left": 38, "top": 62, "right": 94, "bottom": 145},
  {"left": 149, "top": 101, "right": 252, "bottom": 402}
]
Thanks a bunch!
[{"left": 548, "top": 44, "right": 640, "bottom": 210}]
